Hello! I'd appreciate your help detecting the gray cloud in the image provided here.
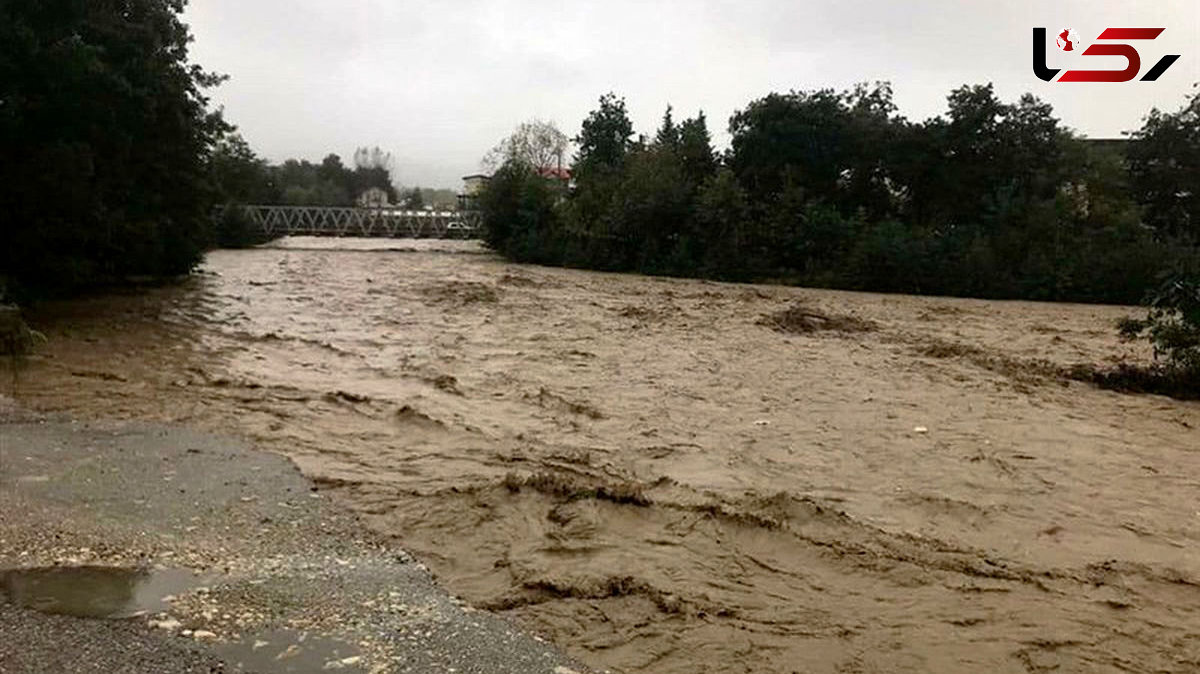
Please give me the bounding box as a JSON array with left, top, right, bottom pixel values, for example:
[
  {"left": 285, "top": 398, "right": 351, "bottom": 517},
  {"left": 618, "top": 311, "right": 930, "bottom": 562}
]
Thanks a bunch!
[{"left": 185, "top": 0, "right": 1200, "bottom": 188}]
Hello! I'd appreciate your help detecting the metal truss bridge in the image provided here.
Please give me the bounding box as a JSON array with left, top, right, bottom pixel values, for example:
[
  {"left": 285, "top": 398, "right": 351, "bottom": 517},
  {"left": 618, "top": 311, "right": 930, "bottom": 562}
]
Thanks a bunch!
[{"left": 235, "top": 205, "right": 483, "bottom": 239}]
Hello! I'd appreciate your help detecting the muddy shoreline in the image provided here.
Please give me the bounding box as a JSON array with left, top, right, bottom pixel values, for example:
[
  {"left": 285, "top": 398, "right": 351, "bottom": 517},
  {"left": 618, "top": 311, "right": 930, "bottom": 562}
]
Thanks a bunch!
[{"left": 11, "top": 238, "right": 1200, "bottom": 673}]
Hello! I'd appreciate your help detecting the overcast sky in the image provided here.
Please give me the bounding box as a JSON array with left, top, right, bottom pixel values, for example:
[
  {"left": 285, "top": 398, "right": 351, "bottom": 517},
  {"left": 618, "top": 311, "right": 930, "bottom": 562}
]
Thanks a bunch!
[{"left": 184, "top": 0, "right": 1200, "bottom": 189}]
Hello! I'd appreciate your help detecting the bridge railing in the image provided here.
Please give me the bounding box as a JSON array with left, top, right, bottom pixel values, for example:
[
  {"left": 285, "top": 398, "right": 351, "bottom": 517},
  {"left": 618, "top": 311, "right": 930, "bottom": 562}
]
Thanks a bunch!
[{"left": 230, "top": 205, "right": 483, "bottom": 239}]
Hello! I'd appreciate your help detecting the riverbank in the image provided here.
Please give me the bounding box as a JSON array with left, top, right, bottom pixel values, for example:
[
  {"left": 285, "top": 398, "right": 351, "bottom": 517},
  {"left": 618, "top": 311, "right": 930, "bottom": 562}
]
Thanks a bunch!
[{"left": 0, "top": 400, "right": 590, "bottom": 673}]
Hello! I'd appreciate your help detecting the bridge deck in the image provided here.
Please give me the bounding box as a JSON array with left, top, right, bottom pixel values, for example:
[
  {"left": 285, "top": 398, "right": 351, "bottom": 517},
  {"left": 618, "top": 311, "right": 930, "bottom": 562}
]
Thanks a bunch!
[{"left": 236, "top": 205, "right": 482, "bottom": 239}]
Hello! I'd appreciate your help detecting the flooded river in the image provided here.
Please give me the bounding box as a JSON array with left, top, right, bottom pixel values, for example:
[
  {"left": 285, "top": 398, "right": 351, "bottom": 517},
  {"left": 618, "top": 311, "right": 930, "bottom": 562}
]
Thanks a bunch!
[{"left": 17, "top": 238, "right": 1200, "bottom": 673}]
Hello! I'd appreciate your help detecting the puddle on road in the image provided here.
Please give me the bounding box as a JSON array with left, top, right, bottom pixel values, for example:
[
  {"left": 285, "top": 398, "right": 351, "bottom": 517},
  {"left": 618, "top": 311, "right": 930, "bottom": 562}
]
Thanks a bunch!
[
  {"left": 214, "top": 629, "right": 364, "bottom": 673},
  {"left": 2, "top": 567, "right": 364, "bottom": 673},
  {"left": 0, "top": 565, "right": 199, "bottom": 619}
]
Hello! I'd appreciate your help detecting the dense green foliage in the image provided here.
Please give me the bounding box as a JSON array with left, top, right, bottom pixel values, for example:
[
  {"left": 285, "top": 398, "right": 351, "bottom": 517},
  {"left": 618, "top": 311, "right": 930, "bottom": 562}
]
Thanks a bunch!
[
  {"left": 208, "top": 137, "right": 445, "bottom": 247},
  {"left": 483, "top": 119, "right": 569, "bottom": 173},
  {"left": 406, "top": 187, "right": 461, "bottom": 211},
  {"left": 266, "top": 148, "right": 397, "bottom": 207},
  {"left": 0, "top": 0, "right": 419, "bottom": 290},
  {"left": 1126, "top": 90, "right": 1200, "bottom": 241},
  {"left": 1119, "top": 272, "right": 1200, "bottom": 373},
  {"left": 1116, "top": 91, "right": 1200, "bottom": 388},
  {"left": 210, "top": 142, "right": 398, "bottom": 208},
  {"left": 206, "top": 140, "right": 457, "bottom": 246},
  {"left": 478, "top": 161, "right": 564, "bottom": 264},
  {"left": 481, "top": 86, "right": 1199, "bottom": 307},
  {"left": 1, "top": 0, "right": 227, "bottom": 299},
  {"left": 206, "top": 133, "right": 275, "bottom": 248}
]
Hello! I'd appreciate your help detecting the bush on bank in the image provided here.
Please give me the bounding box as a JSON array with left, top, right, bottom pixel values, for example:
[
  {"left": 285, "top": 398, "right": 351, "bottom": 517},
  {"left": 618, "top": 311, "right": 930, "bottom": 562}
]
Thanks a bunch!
[{"left": 1118, "top": 270, "right": 1200, "bottom": 384}]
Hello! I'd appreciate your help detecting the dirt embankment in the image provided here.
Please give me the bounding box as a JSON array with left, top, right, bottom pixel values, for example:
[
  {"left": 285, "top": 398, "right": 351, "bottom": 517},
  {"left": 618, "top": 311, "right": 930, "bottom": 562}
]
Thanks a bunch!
[{"left": 14, "top": 239, "right": 1200, "bottom": 673}]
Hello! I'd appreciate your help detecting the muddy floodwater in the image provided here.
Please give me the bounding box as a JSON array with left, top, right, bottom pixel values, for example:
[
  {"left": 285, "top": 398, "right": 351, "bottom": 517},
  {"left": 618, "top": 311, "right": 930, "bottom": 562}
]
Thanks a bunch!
[{"left": 16, "top": 238, "right": 1200, "bottom": 673}]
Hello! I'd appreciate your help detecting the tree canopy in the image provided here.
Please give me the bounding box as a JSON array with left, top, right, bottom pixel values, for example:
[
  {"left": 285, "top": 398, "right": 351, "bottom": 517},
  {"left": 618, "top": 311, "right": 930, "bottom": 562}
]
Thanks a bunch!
[
  {"left": 1127, "top": 88, "right": 1200, "bottom": 242},
  {"left": 483, "top": 120, "right": 569, "bottom": 173},
  {"left": 481, "top": 85, "right": 1199, "bottom": 306},
  {"left": 1, "top": 0, "right": 227, "bottom": 298}
]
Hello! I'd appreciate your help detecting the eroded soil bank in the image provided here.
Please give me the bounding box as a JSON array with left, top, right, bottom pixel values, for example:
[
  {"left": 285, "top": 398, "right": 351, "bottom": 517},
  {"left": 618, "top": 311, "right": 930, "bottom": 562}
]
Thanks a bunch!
[{"left": 14, "top": 238, "right": 1200, "bottom": 673}]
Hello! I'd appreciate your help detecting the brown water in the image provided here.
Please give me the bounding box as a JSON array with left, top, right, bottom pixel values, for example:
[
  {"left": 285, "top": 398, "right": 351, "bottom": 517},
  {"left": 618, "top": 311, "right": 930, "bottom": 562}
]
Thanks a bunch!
[{"left": 17, "top": 238, "right": 1200, "bottom": 673}]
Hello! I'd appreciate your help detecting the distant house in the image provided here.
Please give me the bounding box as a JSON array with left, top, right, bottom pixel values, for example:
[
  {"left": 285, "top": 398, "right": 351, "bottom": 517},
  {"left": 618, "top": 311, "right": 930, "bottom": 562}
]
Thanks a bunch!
[
  {"left": 537, "top": 166, "right": 574, "bottom": 200},
  {"left": 457, "top": 168, "right": 572, "bottom": 210},
  {"left": 458, "top": 174, "right": 490, "bottom": 210},
  {"left": 356, "top": 187, "right": 390, "bottom": 207},
  {"left": 461, "top": 174, "right": 491, "bottom": 196},
  {"left": 536, "top": 166, "right": 572, "bottom": 183}
]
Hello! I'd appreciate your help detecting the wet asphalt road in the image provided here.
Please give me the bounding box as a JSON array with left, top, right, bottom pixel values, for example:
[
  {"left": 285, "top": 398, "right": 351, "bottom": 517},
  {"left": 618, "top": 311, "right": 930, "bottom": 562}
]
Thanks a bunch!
[{"left": 0, "top": 409, "right": 591, "bottom": 674}]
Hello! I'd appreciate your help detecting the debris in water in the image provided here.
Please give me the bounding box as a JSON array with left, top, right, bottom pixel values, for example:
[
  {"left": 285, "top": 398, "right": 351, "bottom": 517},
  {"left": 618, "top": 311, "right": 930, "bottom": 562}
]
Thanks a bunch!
[{"left": 758, "top": 302, "right": 876, "bottom": 334}]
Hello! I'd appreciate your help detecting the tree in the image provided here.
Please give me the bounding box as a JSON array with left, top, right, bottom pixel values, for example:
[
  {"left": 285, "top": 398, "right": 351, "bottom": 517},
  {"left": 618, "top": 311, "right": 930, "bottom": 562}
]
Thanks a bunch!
[
  {"left": 1117, "top": 87, "right": 1200, "bottom": 389},
  {"left": 911, "top": 85, "right": 1069, "bottom": 229},
  {"left": 1127, "top": 86, "right": 1200, "bottom": 241},
  {"left": 692, "top": 168, "right": 752, "bottom": 276},
  {"left": 318, "top": 154, "right": 347, "bottom": 182},
  {"left": 208, "top": 133, "right": 278, "bottom": 247},
  {"left": 677, "top": 112, "right": 718, "bottom": 187},
  {"left": 479, "top": 159, "right": 563, "bottom": 262},
  {"left": 728, "top": 88, "right": 853, "bottom": 204},
  {"left": 612, "top": 144, "right": 691, "bottom": 271},
  {"left": 729, "top": 83, "right": 907, "bottom": 220},
  {"left": 568, "top": 94, "right": 636, "bottom": 237},
  {"left": 483, "top": 120, "right": 569, "bottom": 173},
  {"left": 0, "top": 0, "right": 227, "bottom": 298},
  {"left": 655, "top": 105, "right": 679, "bottom": 149},
  {"left": 262, "top": 148, "right": 396, "bottom": 207},
  {"left": 574, "top": 93, "right": 635, "bottom": 176},
  {"left": 478, "top": 86, "right": 1187, "bottom": 311},
  {"left": 404, "top": 187, "right": 425, "bottom": 210},
  {"left": 209, "top": 134, "right": 275, "bottom": 204},
  {"left": 1119, "top": 270, "right": 1200, "bottom": 381},
  {"left": 354, "top": 146, "right": 394, "bottom": 172},
  {"left": 351, "top": 146, "right": 397, "bottom": 203},
  {"left": 838, "top": 82, "right": 904, "bottom": 220}
]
